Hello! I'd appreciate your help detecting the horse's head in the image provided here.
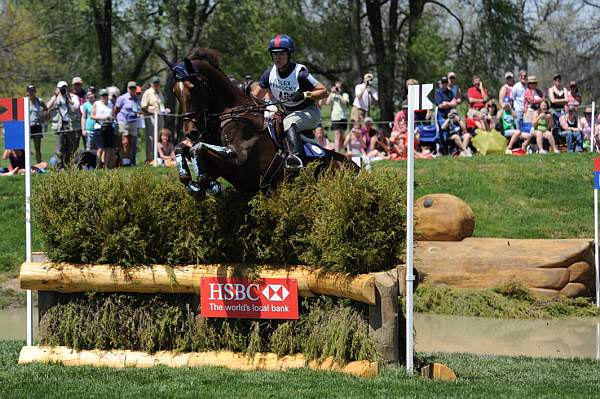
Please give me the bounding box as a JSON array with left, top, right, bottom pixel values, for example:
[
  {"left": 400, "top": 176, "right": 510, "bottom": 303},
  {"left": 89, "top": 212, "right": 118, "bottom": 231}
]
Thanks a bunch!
[{"left": 161, "top": 55, "right": 211, "bottom": 142}]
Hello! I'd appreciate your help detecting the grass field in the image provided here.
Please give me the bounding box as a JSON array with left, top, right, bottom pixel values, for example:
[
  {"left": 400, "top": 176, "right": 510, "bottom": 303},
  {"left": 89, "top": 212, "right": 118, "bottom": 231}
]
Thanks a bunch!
[
  {"left": 1, "top": 151, "right": 597, "bottom": 312},
  {"left": 1, "top": 341, "right": 599, "bottom": 398}
]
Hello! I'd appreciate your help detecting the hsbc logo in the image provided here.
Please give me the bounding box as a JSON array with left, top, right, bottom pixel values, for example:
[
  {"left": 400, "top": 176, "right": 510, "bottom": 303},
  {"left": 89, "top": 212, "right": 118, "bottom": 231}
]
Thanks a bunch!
[
  {"left": 261, "top": 284, "right": 289, "bottom": 301},
  {"left": 201, "top": 277, "right": 298, "bottom": 320}
]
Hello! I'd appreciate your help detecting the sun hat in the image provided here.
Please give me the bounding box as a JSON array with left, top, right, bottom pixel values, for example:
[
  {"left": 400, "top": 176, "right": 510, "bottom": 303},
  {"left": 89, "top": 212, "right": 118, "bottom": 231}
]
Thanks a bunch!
[
  {"left": 527, "top": 75, "right": 538, "bottom": 84},
  {"left": 99, "top": 88, "right": 108, "bottom": 96},
  {"left": 127, "top": 81, "right": 137, "bottom": 88},
  {"left": 72, "top": 77, "right": 83, "bottom": 85},
  {"left": 447, "top": 72, "right": 456, "bottom": 78},
  {"left": 440, "top": 76, "right": 449, "bottom": 84},
  {"left": 56, "top": 81, "right": 68, "bottom": 88},
  {"left": 505, "top": 72, "right": 514, "bottom": 79},
  {"left": 364, "top": 117, "right": 374, "bottom": 124}
]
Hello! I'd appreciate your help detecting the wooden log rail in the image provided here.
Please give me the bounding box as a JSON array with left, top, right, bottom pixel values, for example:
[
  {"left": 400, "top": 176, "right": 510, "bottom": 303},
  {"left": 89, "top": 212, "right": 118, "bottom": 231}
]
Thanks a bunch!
[
  {"left": 18, "top": 346, "right": 379, "bottom": 378},
  {"left": 19, "top": 262, "right": 376, "bottom": 305}
]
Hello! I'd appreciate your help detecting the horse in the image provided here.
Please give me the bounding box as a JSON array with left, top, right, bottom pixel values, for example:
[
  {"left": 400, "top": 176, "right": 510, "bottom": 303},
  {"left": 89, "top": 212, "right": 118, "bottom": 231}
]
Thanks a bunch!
[{"left": 162, "top": 48, "right": 357, "bottom": 200}]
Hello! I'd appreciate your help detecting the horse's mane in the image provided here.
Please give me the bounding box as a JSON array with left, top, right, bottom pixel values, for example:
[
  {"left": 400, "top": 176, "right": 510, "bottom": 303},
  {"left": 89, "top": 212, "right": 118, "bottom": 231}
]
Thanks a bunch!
[{"left": 186, "top": 48, "right": 223, "bottom": 71}]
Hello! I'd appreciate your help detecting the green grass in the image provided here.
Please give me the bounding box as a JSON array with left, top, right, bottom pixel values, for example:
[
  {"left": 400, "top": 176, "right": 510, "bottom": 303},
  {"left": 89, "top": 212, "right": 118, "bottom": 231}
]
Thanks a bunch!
[
  {"left": 1, "top": 340, "right": 599, "bottom": 398},
  {"left": 378, "top": 152, "right": 595, "bottom": 239}
]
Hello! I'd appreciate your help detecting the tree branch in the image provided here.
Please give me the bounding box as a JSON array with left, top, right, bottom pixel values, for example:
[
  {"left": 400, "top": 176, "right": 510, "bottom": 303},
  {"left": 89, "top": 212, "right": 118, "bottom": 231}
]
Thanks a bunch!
[{"left": 425, "top": 0, "right": 464, "bottom": 54}]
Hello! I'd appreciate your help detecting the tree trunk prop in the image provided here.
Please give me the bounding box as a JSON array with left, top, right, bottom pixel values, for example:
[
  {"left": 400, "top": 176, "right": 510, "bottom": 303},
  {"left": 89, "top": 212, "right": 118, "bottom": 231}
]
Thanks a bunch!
[
  {"left": 413, "top": 238, "right": 595, "bottom": 297},
  {"left": 18, "top": 346, "right": 379, "bottom": 378},
  {"left": 20, "top": 262, "right": 376, "bottom": 305}
]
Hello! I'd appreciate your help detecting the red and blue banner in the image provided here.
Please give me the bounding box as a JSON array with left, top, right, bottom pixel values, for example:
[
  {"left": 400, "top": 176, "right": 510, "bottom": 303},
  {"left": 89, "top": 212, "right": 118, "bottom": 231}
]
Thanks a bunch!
[
  {"left": 594, "top": 159, "right": 600, "bottom": 189},
  {"left": 0, "top": 98, "right": 25, "bottom": 122}
]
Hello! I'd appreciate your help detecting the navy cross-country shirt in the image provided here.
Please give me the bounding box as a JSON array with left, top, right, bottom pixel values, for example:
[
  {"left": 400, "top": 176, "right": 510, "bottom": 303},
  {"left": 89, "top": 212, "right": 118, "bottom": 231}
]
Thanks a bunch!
[{"left": 259, "top": 62, "right": 318, "bottom": 111}]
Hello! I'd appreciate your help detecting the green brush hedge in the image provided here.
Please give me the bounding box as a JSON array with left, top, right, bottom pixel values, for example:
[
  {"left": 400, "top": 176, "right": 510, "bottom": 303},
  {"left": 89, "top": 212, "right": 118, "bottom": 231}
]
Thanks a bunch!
[
  {"left": 32, "top": 166, "right": 406, "bottom": 274},
  {"left": 39, "top": 293, "right": 380, "bottom": 363}
]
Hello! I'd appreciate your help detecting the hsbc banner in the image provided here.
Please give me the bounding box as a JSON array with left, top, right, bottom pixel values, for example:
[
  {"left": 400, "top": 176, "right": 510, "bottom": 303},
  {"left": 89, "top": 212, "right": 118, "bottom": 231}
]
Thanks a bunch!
[{"left": 200, "top": 277, "right": 299, "bottom": 319}]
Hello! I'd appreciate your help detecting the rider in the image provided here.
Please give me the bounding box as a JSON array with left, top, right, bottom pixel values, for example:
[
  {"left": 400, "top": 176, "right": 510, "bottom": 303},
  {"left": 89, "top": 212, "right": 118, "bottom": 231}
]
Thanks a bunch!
[{"left": 252, "top": 34, "right": 327, "bottom": 169}]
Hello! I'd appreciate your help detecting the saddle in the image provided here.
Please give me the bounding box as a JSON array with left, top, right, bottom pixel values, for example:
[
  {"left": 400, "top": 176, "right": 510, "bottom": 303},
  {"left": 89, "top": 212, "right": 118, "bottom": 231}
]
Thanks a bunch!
[{"left": 264, "top": 112, "right": 326, "bottom": 158}]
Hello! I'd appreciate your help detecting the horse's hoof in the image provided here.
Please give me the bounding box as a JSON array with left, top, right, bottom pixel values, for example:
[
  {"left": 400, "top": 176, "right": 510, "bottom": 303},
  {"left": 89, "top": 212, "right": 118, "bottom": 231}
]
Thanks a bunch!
[
  {"left": 186, "top": 182, "right": 206, "bottom": 201},
  {"left": 206, "top": 181, "right": 222, "bottom": 197}
]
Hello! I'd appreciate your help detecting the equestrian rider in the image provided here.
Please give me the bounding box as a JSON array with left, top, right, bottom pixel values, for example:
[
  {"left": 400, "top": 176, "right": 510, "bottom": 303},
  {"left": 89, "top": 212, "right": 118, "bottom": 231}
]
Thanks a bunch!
[{"left": 252, "top": 34, "right": 327, "bottom": 169}]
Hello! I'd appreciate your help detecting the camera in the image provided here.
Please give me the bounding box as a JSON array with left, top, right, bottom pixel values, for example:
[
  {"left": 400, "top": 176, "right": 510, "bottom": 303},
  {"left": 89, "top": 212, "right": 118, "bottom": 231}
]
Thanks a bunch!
[{"left": 366, "top": 80, "right": 371, "bottom": 86}]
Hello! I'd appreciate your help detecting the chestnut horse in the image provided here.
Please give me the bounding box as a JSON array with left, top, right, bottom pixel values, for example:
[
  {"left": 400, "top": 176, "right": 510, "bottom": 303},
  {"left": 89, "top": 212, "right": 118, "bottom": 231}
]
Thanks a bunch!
[{"left": 163, "top": 48, "right": 354, "bottom": 200}]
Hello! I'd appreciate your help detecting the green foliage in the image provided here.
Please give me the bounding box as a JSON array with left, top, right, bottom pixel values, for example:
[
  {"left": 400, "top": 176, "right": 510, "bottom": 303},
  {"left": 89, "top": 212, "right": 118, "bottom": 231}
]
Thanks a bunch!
[
  {"left": 32, "top": 166, "right": 405, "bottom": 274},
  {"left": 39, "top": 293, "right": 379, "bottom": 363},
  {"left": 406, "top": 14, "right": 452, "bottom": 85},
  {"left": 412, "top": 282, "right": 600, "bottom": 319}
]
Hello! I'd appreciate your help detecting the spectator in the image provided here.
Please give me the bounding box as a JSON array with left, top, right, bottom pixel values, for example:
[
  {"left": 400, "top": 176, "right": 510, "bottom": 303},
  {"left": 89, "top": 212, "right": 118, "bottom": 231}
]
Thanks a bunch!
[
  {"left": 47, "top": 80, "right": 80, "bottom": 168},
  {"left": 581, "top": 106, "right": 594, "bottom": 146},
  {"left": 91, "top": 88, "right": 115, "bottom": 168},
  {"left": 106, "top": 86, "right": 121, "bottom": 167},
  {"left": 498, "top": 97, "right": 522, "bottom": 154},
  {"left": 466, "top": 75, "right": 489, "bottom": 120},
  {"left": 367, "top": 128, "right": 391, "bottom": 161},
  {"left": 447, "top": 72, "right": 462, "bottom": 104},
  {"left": 81, "top": 91, "right": 96, "bottom": 151},
  {"left": 326, "top": 80, "right": 349, "bottom": 152},
  {"left": 434, "top": 76, "right": 458, "bottom": 127},
  {"left": 361, "top": 117, "right": 378, "bottom": 154},
  {"left": 351, "top": 73, "right": 378, "bottom": 123},
  {"left": 511, "top": 70, "right": 528, "bottom": 127},
  {"left": 71, "top": 77, "right": 85, "bottom": 149},
  {"left": 523, "top": 75, "right": 544, "bottom": 121},
  {"left": 524, "top": 99, "right": 559, "bottom": 154},
  {"left": 498, "top": 72, "right": 514, "bottom": 106},
  {"left": 548, "top": 74, "right": 568, "bottom": 112},
  {"left": 242, "top": 74, "right": 253, "bottom": 94},
  {"left": 115, "top": 81, "right": 141, "bottom": 166},
  {"left": 314, "top": 126, "right": 331, "bottom": 149},
  {"left": 26, "top": 84, "right": 47, "bottom": 164},
  {"left": 483, "top": 100, "right": 500, "bottom": 131},
  {"left": 1, "top": 149, "right": 47, "bottom": 175},
  {"left": 344, "top": 125, "right": 367, "bottom": 161},
  {"left": 567, "top": 80, "right": 582, "bottom": 106},
  {"left": 441, "top": 109, "right": 472, "bottom": 156},
  {"left": 157, "top": 128, "right": 176, "bottom": 166},
  {"left": 559, "top": 104, "right": 583, "bottom": 152},
  {"left": 141, "top": 77, "right": 168, "bottom": 164}
]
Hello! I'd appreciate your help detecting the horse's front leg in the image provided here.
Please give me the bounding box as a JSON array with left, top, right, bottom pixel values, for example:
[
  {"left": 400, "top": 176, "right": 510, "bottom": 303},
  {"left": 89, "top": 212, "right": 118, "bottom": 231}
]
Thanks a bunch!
[
  {"left": 175, "top": 142, "right": 208, "bottom": 201},
  {"left": 190, "top": 142, "right": 236, "bottom": 160}
]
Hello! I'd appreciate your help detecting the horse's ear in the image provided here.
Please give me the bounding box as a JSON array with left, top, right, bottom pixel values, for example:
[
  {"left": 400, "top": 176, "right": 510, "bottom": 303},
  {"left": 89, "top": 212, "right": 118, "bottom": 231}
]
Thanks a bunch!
[
  {"left": 184, "top": 58, "right": 197, "bottom": 76},
  {"left": 157, "top": 53, "right": 176, "bottom": 72}
]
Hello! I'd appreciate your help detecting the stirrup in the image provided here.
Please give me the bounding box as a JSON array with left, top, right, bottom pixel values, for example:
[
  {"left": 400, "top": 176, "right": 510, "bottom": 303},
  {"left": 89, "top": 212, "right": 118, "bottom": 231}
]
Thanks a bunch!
[{"left": 284, "top": 154, "right": 303, "bottom": 170}]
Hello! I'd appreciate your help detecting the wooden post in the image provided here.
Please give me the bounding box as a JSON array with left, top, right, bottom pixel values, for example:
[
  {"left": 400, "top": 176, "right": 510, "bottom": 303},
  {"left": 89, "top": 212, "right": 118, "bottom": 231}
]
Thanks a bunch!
[{"left": 368, "top": 269, "right": 400, "bottom": 364}]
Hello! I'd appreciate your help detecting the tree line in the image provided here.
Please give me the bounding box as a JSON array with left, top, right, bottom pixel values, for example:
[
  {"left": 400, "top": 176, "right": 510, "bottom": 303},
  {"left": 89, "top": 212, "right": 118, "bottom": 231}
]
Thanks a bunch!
[{"left": 1, "top": 0, "right": 599, "bottom": 127}]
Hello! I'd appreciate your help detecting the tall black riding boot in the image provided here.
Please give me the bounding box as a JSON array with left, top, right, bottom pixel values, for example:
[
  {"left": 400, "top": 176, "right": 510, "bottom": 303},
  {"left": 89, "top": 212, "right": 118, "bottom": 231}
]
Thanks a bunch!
[{"left": 284, "top": 124, "right": 304, "bottom": 170}]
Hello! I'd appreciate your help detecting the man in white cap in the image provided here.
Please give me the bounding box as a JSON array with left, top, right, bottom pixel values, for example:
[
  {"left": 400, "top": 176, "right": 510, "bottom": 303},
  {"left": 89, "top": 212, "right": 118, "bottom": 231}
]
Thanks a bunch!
[
  {"left": 47, "top": 81, "right": 81, "bottom": 168},
  {"left": 351, "top": 72, "right": 378, "bottom": 123},
  {"left": 141, "top": 76, "right": 169, "bottom": 164},
  {"left": 71, "top": 77, "right": 85, "bottom": 149}
]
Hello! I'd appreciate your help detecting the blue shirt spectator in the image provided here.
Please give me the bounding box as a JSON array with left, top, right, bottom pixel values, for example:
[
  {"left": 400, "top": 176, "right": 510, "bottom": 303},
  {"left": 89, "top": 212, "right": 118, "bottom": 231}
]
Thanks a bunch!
[
  {"left": 115, "top": 89, "right": 141, "bottom": 123},
  {"left": 435, "top": 76, "right": 457, "bottom": 124}
]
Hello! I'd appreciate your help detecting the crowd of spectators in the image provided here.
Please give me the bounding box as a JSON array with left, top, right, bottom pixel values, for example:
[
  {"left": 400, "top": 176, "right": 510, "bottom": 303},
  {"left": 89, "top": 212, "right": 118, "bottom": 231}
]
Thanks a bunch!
[
  {"left": 328, "top": 69, "right": 600, "bottom": 164},
  {"left": 1, "top": 76, "right": 174, "bottom": 173},
  {"left": 3, "top": 69, "right": 600, "bottom": 174}
]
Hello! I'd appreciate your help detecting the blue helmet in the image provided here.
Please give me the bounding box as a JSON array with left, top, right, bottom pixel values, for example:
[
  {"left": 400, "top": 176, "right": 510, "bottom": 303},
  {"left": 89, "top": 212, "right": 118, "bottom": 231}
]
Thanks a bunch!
[{"left": 268, "top": 34, "right": 295, "bottom": 55}]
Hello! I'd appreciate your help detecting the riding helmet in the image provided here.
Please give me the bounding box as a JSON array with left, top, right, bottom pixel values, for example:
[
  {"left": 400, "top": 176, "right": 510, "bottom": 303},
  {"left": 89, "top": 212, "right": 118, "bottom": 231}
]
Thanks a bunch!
[{"left": 268, "top": 34, "right": 295, "bottom": 55}]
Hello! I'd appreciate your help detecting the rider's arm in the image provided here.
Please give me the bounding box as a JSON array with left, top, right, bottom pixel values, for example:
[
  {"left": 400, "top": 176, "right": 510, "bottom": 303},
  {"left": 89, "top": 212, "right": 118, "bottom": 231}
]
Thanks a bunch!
[
  {"left": 307, "top": 82, "right": 327, "bottom": 101},
  {"left": 252, "top": 85, "right": 271, "bottom": 101}
]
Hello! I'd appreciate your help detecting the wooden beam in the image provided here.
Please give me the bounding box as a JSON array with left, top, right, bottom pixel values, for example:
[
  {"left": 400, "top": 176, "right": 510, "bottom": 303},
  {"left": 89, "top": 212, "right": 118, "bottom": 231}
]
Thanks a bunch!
[
  {"left": 19, "top": 262, "right": 376, "bottom": 305},
  {"left": 18, "top": 346, "right": 379, "bottom": 378}
]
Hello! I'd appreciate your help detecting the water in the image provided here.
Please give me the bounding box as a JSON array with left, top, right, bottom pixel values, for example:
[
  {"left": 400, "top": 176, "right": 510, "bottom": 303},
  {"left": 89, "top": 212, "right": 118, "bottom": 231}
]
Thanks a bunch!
[
  {"left": 0, "top": 307, "right": 38, "bottom": 341},
  {"left": 415, "top": 313, "right": 600, "bottom": 359},
  {"left": 1, "top": 308, "right": 599, "bottom": 359}
]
